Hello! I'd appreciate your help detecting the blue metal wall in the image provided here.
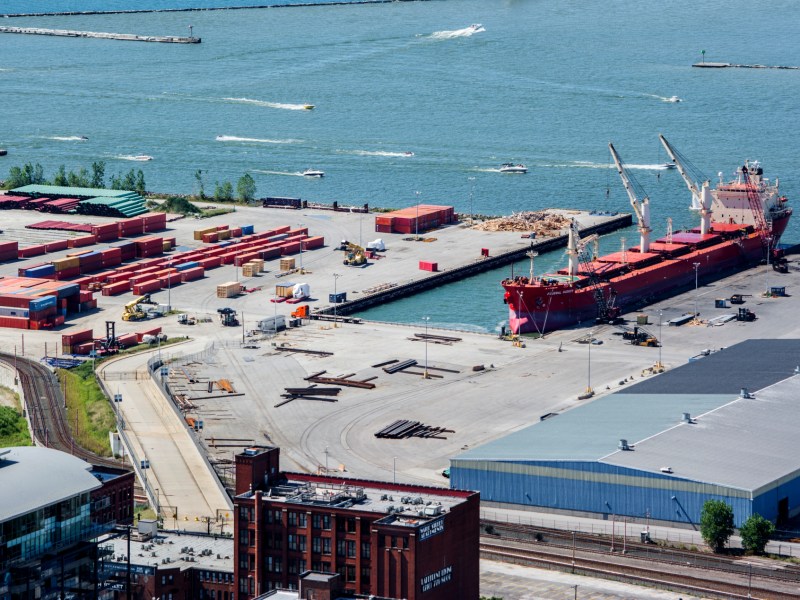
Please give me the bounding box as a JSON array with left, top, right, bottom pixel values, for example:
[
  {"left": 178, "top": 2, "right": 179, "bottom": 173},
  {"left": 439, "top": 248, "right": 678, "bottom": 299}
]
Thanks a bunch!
[
  {"left": 753, "top": 472, "right": 800, "bottom": 523},
  {"left": 452, "top": 460, "right": 757, "bottom": 526}
]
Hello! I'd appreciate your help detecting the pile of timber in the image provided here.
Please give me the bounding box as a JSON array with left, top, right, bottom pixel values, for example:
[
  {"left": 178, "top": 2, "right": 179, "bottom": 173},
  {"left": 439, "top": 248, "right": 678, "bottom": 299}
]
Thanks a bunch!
[
  {"left": 473, "top": 210, "right": 571, "bottom": 235},
  {"left": 305, "top": 370, "right": 376, "bottom": 389},
  {"left": 375, "top": 420, "right": 455, "bottom": 440}
]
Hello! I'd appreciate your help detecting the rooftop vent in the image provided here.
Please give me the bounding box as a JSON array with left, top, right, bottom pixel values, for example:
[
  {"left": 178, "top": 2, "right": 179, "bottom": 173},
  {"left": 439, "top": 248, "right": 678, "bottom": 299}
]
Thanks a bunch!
[
  {"left": 660, "top": 466, "right": 673, "bottom": 474},
  {"left": 740, "top": 388, "right": 753, "bottom": 399},
  {"left": 682, "top": 412, "right": 694, "bottom": 424},
  {"left": 618, "top": 439, "right": 632, "bottom": 451}
]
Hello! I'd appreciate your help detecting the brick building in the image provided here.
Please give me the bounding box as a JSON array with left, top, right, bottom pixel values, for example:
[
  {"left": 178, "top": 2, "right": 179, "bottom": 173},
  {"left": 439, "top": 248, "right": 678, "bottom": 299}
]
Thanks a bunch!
[
  {"left": 233, "top": 446, "right": 479, "bottom": 600},
  {"left": 90, "top": 465, "right": 135, "bottom": 526}
]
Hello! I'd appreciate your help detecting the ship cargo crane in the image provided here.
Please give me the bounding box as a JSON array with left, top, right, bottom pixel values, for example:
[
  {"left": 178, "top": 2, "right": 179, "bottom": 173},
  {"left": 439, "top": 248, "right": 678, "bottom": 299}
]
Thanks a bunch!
[
  {"left": 659, "top": 134, "right": 713, "bottom": 235},
  {"left": 568, "top": 222, "right": 621, "bottom": 325},
  {"left": 609, "top": 142, "right": 651, "bottom": 252}
]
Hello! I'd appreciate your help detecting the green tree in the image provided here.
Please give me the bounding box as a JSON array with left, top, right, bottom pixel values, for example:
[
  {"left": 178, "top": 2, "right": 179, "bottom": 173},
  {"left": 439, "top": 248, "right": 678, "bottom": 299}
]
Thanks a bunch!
[
  {"left": 135, "top": 170, "right": 146, "bottom": 196},
  {"left": 740, "top": 514, "right": 775, "bottom": 555},
  {"left": 6, "top": 162, "right": 47, "bottom": 188},
  {"left": 67, "top": 168, "right": 90, "bottom": 188},
  {"left": 25, "top": 162, "right": 46, "bottom": 185},
  {"left": 91, "top": 161, "right": 106, "bottom": 188},
  {"left": 122, "top": 168, "right": 137, "bottom": 192},
  {"left": 700, "top": 499, "right": 735, "bottom": 552},
  {"left": 53, "top": 165, "right": 69, "bottom": 187},
  {"left": 109, "top": 173, "right": 122, "bottom": 190},
  {"left": 214, "top": 181, "right": 233, "bottom": 201},
  {"left": 236, "top": 173, "right": 256, "bottom": 203},
  {"left": 194, "top": 169, "right": 205, "bottom": 199}
]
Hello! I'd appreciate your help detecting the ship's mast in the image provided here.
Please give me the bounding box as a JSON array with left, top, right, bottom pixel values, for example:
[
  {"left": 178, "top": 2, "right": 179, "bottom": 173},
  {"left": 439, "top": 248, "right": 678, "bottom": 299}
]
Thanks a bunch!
[
  {"left": 567, "top": 221, "right": 581, "bottom": 276},
  {"left": 659, "top": 134, "right": 712, "bottom": 235},
  {"left": 609, "top": 143, "right": 651, "bottom": 252}
]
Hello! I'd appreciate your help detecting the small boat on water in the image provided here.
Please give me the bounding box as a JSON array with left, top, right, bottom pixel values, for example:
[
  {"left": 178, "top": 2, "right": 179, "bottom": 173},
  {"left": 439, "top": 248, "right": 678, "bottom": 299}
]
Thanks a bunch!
[
  {"left": 468, "top": 23, "right": 485, "bottom": 33},
  {"left": 0, "top": 149, "right": 7, "bottom": 157},
  {"left": 131, "top": 155, "right": 153, "bottom": 161},
  {"left": 662, "top": 162, "right": 677, "bottom": 170},
  {"left": 303, "top": 104, "right": 315, "bottom": 110},
  {"left": 666, "top": 96, "right": 681, "bottom": 103},
  {"left": 302, "top": 169, "right": 325, "bottom": 178},
  {"left": 500, "top": 163, "right": 527, "bottom": 174},
  {"left": 403, "top": 151, "right": 414, "bottom": 157}
]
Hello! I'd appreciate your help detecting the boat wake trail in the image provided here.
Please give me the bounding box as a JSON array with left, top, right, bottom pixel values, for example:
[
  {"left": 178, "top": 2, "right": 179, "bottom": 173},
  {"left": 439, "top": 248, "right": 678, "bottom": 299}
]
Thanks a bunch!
[
  {"left": 222, "top": 97, "right": 312, "bottom": 111},
  {"left": 216, "top": 135, "right": 301, "bottom": 144},
  {"left": 115, "top": 155, "right": 153, "bottom": 162},
  {"left": 345, "top": 150, "right": 414, "bottom": 158},
  {"left": 46, "top": 135, "right": 87, "bottom": 141},
  {"left": 471, "top": 167, "right": 503, "bottom": 173},
  {"left": 252, "top": 169, "right": 305, "bottom": 177},
  {"left": 428, "top": 24, "right": 485, "bottom": 40},
  {"left": 543, "top": 160, "right": 673, "bottom": 171}
]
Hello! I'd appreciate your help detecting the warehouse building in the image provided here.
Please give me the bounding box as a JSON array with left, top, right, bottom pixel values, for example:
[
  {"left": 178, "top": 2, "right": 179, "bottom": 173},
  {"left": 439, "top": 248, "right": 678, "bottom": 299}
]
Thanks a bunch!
[{"left": 451, "top": 339, "right": 800, "bottom": 528}]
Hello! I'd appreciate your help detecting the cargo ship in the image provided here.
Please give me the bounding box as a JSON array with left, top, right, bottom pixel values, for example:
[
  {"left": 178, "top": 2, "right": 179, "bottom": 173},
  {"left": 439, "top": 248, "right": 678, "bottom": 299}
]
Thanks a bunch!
[{"left": 502, "top": 136, "right": 792, "bottom": 334}]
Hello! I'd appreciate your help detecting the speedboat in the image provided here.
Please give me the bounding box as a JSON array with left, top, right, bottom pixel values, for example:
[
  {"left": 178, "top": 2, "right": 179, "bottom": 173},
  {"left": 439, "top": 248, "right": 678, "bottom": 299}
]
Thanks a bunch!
[
  {"left": 666, "top": 96, "right": 681, "bottom": 103},
  {"left": 661, "top": 162, "right": 677, "bottom": 170},
  {"left": 132, "top": 155, "right": 153, "bottom": 161},
  {"left": 500, "top": 163, "right": 527, "bottom": 174},
  {"left": 303, "top": 104, "right": 315, "bottom": 110},
  {"left": 468, "top": 23, "right": 485, "bottom": 33},
  {"left": 403, "top": 151, "right": 414, "bottom": 157},
  {"left": 302, "top": 169, "right": 325, "bottom": 178}
]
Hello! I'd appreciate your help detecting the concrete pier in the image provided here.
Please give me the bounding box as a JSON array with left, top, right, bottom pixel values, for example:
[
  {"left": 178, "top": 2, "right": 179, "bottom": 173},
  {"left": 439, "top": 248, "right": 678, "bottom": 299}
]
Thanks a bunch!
[
  {"left": 0, "top": 26, "right": 201, "bottom": 44},
  {"left": 326, "top": 212, "right": 633, "bottom": 316}
]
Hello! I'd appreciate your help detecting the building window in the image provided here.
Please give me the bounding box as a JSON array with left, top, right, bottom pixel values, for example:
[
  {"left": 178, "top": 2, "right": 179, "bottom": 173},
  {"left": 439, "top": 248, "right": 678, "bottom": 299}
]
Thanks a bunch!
[
  {"left": 312, "top": 536, "right": 321, "bottom": 554},
  {"left": 238, "top": 578, "right": 248, "bottom": 593},
  {"left": 361, "top": 542, "right": 371, "bottom": 559},
  {"left": 346, "top": 518, "right": 356, "bottom": 533},
  {"left": 312, "top": 514, "right": 321, "bottom": 529},
  {"left": 288, "top": 534, "right": 297, "bottom": 551},
  {"left": 361, "top": 566, "right": 371, "bottom": 584},
  {"left": 346, "top": 540, "right": 355, "bottom": 558},
  {"left": 249, "top": 530, "right": 256, "bottom": 546},
  {"left": 288, "top": 512, "right": 297, "bottom": 527},
  {"left": 312, "top": 561, "right": 323, "bottom": 572},
  {"left": 298, "top": 534, "right": 306, "bottom": 552},
  {"left": 403, "top": 536, "right": 409, "bottom": 549},
  {"left": 275, "top": 510, "right": 283, "bottom": 524},
  {"left": 322, "top": 538, "right": 331, "bottom": 555},
  {"left": 391, "top": 536, "right": 397, "bottom": 548},
  {"left": 298, "top": 513, "right": 307, "bottom": 528},
  {"left": 337, "top": 517, "right": 346, "bottom": 532},
  {"left": 346, "top": 565, "right": 356, "bottom": 583},
  {"left": 336, "top": 539, "right": 346, "bottom": 557},
  {"left": 239, "top": 556, "right": 248, "bottom": 569}
]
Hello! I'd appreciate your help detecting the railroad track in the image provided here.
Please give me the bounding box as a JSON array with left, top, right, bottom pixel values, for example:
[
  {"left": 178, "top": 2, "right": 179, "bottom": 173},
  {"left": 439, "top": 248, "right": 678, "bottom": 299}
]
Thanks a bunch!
[
  {"left": 483, "top": 520, "right": 800, "bottom": 583},
  {"left": 481, "top": 521, "right": 800, "bottom": 599},
  {"left": 0, "top": 352, "right": 124, "bottom": 469}
]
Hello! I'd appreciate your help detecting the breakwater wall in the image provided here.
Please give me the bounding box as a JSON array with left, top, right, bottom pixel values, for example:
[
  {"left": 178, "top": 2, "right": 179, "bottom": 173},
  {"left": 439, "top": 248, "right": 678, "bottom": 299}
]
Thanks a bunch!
[
  {"left": 1, "top": 0, "right": 422, "bottom": 18},
  {"left": 324, "top": 213, "right": 633, "bottom": 316},
  {"left": 0, "top": 26, "right": 200, "bottom": 43}
]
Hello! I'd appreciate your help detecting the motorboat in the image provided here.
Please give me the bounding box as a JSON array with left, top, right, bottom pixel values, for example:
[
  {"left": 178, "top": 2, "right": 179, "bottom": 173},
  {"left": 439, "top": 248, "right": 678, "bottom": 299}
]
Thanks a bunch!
[
  {"left": 662, "top": 162, "right": 677, "bottom": 170},
  {"left": 468, "top": 24, "right": 485, "bottom": 33},
  {"left": 666, "top": 96, "right": 681, "bottom": 103},
  {"left": 500, "top": 163, "right": 527, "bottom": 174},
  {"left": 303, "top": 104, "right": 315, "bottom": 110},
  {"left": 403, "top": 151, "right": 414, "bottom": 157},
  {"left": 302, "top": 169, "right": 325, "bottom": 178},
  {"left": 131, "top": 155, "right": 153, "bottom": 161}
]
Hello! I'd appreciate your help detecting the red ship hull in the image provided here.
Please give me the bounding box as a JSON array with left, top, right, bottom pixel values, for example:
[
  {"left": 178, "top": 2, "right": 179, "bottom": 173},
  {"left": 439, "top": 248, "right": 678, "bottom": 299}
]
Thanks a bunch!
[{"left": 503, "top": 229, "right": 766, "bottom": 334}]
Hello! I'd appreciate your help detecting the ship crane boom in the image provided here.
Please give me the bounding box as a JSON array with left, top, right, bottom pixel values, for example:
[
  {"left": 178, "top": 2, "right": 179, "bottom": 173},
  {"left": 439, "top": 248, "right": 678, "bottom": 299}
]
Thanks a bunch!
[
  {"left": 659, "top": 134, "right": 712, "bottom": 234},
  {"left": 609, "top": 142, "right": 651, "bottom": 252}
]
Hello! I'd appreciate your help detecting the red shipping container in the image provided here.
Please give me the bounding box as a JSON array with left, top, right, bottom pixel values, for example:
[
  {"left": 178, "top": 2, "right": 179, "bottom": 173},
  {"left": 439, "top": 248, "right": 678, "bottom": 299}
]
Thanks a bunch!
[
  {"left": 0, "top": 316, "right": 30, "bottom": 330},
  {"left": 220, "top": 252, "right": 240, "bottom": 265},
  {"left": 68, "top": 235, "right": 97, "bottom": 248},
  {"left": 45, "top": 240, "right": 69, "bottom": 252},
  {"left": 301, "top": 236, "right": 324, "bottom": 250},
  {"left": 102, "top": 280, "right": 132, "bottom": 295},
  {"left": 198, "top": 257, "right": 222, "bottom": 269},
  {"left": 53, "top": 315, "right": 65, "bottom": 326},
  {"left": 72, "top": 341, "right": 95, "bottom": 355},
  {"left": 62, "top": 328, "right": 93, "bottom": 346},
  {"left": 18, "top": 245, "right": 47, "bottom": 258},
  {"left": 0, "top": 295, "right": 33, "bottom": 309},
  {"left": 230, "top": 227, "right": 242, "bottom": 237},
  {"left": 216, "top": 225, "right": 229, "bottom": 232},
  {"left": 279, "top": 241, "right": 302, "bottom": 255},
  {"left": 0, "top": 241, "right": 19, "bottom": 253},
  {"left": 202, "top": 232, "right": 219, "bottom": 243},
  {"left": 258, "top": 247, "right": 281, "bottom": 260},
  {"left": 180, "top": 267, "right": 205, "bottom": 282},
  {"left": 135, "top": 326, "right": 162, "bottom": 343},
  {"left": 419, "top": 261, "right": 438, "bottom": 272},
  {"left": 72, "top": 276, "right": 93, "bottom": 290},
  {"left": 132, "top": 279, "right": 162, "bottom": 295},
  {"left": 54, "top": 267, "right": 81, "bottom": 280},
  {"left": 234, "top": 252, "right": 260, "bottom": 267},
  {"left": 106, "top": 272, "right": 133, "bottom": 284}
]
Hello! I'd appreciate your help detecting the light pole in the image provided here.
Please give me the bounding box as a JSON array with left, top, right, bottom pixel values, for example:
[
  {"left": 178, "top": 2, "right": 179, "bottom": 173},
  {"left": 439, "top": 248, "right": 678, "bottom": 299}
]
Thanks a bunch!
[
  {"left": 167, "top": 258, "right": 173, "bottom": 311},
  {"left": 693, "top": 262, "right": 700, "bottom": 318},
  {"left": 323, "top": 446, "right": 329, "bottom": 474},
  {"left": 571, "top": 531, "right": 576, "bottom": 573},
  {"left": 393, "top": 456, "right": 397, "bottom": 484},
  {"left": 765, "top": 235, "right": 772, "bottom": 296},
  {"left": 298, "top": 223, "right": 304, "bottom": 272},
  {"left": 658, "top": 309, "right": 663, "bottom": 369},
  {"left": 586, "top": 329, "right": 594, "bottom": 396},
  {"left": 189, "top": 24, "right": 193, "bottom": 38},
  {"left": 422, "top": 316, "right": 430, "bottom": 379},
  {"left": 333, "top": 273, "right": 341, "bottom": 327},
  {"left": 467, "top": 177, "right": 475, "bottom": 226},
  {"left": 414, "top": 190, "right": 421, "bottom": 240}
]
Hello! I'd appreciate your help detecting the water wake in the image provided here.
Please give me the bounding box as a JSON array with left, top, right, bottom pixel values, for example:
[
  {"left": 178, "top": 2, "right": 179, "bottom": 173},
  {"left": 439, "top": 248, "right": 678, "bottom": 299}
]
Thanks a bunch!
[
  {"left": 222, "top": 97, "right": 313, "bottom": 111},
  {"left": 47, "top": 135, "right": 88, "bottom": 141},
  {"left": 549, "top": 160, "right": 674, "bottom": 170},
  {"left": 216, "top": 135, "right": 301, "bottom": 144},
  {"left": 252, "top": 169, "right": 305, "bottom": 177},
  {"left": 346, "top": 150, "right": 414, "bottom": 158},
  {"left": 429, "top": 24, "right": 485, "bottom": 40},
  {"left": 115, "top": 155, "right": 153, "bottom": 162}
]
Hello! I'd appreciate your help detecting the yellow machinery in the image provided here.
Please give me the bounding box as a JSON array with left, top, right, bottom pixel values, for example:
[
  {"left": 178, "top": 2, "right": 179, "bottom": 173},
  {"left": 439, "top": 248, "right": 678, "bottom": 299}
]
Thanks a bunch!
[
  {"left": 342, "top": 243, "right": 367, "bottom": 266},
  {"left": 122, "top": 294, "right": 155, "bottom": 321}
]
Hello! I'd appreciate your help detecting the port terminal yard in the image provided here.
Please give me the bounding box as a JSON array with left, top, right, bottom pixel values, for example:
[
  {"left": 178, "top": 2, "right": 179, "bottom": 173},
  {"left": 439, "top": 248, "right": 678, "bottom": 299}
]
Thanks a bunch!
[{"left": 1, "top": 202, "right": 799, "bottom": 540}]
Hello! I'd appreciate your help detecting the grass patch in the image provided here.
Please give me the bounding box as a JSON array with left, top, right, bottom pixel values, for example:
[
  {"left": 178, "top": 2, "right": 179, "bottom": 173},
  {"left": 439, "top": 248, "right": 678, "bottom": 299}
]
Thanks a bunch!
[
  {"left": 56, "top": 362, "right": 115, "bottom": 457},
  {"left": 0, "top": 405, "right": 32, "bottom": 447}
]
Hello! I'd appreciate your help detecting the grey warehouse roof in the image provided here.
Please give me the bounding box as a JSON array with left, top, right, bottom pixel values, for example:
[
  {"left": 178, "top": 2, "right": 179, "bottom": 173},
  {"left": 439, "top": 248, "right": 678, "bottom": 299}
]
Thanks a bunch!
[
  {"left": 455, "top": 339, "right": 800, "bottom": 492},
  {"left": 0, "top": 446, "right": 102, "bottom": 523}
]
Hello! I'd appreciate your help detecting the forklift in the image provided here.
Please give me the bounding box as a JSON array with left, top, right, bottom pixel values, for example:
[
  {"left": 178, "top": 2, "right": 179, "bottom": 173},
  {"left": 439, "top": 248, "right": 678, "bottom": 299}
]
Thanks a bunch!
[{"left": 217, "top": 307, "right": 239, "bottom": 327}]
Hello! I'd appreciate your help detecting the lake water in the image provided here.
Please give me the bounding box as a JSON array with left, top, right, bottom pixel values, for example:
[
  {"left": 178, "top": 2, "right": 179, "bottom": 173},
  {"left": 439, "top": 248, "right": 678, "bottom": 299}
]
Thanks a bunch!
[{"left": 2, "top": 0, "right": 799, "bottom": 331}]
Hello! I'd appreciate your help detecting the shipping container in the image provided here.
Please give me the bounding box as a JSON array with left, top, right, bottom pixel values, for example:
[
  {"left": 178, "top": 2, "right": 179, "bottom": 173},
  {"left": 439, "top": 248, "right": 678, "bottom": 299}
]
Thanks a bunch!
[
  {"left": 419, "top": 261, "right": 438, "bottom": 272},
  {"left": 132, "top": 279, "right": 162, "bottom": 295},
  {"left": 102, "top": 280, "right": 132, "bottom": 296},
  {"left": 44, "top": 240, "right": 70, "bottom": 252},
  {"left": 180, "top": 267, "right": 205, "bottom": 282}
]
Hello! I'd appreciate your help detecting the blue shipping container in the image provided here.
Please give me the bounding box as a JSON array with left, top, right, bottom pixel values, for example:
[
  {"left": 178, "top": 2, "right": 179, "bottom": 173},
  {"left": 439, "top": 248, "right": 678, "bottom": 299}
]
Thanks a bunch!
[
  {"left": 174, "top": 262, "right": 200, "bottom": 272},
  {"left": 24, "top": 264, "right": 56, "bottom": 277},
  {"left": 30, "top": 295, "right": 57, "bottom": 311},
  {"left": 240, "top": 225, "right": 254, "bottom": 235},
  {"left": 269, "top": 233, "right": 289, "bottom": 242}
]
